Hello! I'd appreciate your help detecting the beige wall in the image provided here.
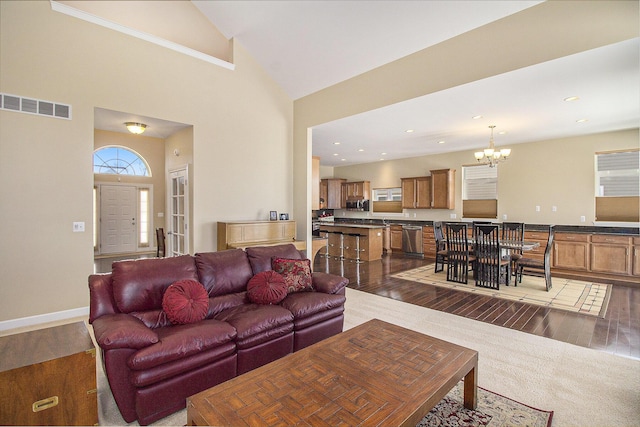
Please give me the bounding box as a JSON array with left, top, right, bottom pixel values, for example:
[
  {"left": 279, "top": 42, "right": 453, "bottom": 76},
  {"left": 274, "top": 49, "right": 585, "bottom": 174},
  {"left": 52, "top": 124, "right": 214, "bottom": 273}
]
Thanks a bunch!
[
  {"left": 0, "top": 1, "right": 293, "bottom": 323},
  {"left": 330, "top": 129, "right": 639, "bottom": 226},
  {"left": 293, "top": 1, "right": 639, "bottom": 245}
]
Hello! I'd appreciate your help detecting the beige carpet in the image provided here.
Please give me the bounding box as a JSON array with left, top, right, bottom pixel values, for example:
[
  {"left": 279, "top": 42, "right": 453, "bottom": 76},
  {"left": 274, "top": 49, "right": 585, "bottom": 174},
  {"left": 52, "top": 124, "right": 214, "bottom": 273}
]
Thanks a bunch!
[
  {"left": 391, "top": 264, "right": 611, "bottom": 317},
  {"left": 92, "top": 288, "right": 639, "bottom": 426}
]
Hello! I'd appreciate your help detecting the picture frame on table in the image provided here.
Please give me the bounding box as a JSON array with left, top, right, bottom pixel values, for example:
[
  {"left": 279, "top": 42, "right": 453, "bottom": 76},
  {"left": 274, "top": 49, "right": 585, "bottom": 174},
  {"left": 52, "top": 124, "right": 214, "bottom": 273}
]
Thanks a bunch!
[
  {"left": 270, "top": 211, "right": 278, "bottom": 221},
  {"left": 279, "top": 213, "right": 289, "bottom": 220}
]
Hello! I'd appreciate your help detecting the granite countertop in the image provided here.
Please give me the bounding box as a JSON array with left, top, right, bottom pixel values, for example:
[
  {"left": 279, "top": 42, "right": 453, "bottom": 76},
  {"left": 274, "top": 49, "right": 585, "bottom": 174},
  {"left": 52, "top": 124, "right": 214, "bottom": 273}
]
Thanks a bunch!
[
  {"left": 318, "top": 223, "right": 387, "bottom": 229},
  {"left": 331, "top": 218, "right": 638, "bottom": 235}
]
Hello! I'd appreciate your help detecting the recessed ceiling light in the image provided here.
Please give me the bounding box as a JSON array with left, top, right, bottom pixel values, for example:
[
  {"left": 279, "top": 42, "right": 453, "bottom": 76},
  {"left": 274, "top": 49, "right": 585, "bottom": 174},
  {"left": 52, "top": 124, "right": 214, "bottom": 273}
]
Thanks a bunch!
[
  {"left": 437, "top": 140, "right": 445, "bottom": 144},
  {"left": 498, "top": 131, "right": 507, "bottom": 135},
  {"left": 564, "top": 96, "right": 580, "bottom": 102},
  {"left": 333, "top": 142, "right": 341, "bottom": 145},
  {"left": 333, "top": 153, "right": 339, "bottom": 156},
  {"left": 358, "top": 148, "right": 364, "bottom": 152},
  {"left": 405, "top": 129, "right": 414, "bottom": 133},
  {"left": 576, "top": 118, "right": 589, "bottom": 123},
  {"left": 381, "top": 152, "right": 387, "bottom": 156},
  {"left": 379, "top": 158, "right": 385, "bottom": 161},
  {"left": 341, "top": 158, "right": 346, "bottom": 161},
  {"left": 472, "top": 115, "right": 483, "bottom": 120}
]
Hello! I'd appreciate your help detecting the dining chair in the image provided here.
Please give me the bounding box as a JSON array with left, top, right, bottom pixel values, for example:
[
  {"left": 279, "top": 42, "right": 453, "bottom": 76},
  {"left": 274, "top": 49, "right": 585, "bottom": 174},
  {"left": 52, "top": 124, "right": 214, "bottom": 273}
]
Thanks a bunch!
[
  {"left": 156, "top": 228, "right": 166, "bottom": 258},
  {"left": 433, "top": 221, "right": 447, "bottom": 273},
  {"left": 474, "top": 224, "right": 510, "bottom": 290},
  {"left": 501, "top": 222, "right": 525, "bottom": 276},
  {"left": 514, "top": 225, "right": 555, "bottom": 291},
  {"left": 445, "top": 223, "right": 475, "bottom": 284}
]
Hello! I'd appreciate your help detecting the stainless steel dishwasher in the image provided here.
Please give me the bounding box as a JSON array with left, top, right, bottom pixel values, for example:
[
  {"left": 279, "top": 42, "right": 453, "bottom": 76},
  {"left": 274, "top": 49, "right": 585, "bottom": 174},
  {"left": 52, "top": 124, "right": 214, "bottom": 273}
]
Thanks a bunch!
[{"left": 402, "top": 225, "right": 424, "bottom": 257}]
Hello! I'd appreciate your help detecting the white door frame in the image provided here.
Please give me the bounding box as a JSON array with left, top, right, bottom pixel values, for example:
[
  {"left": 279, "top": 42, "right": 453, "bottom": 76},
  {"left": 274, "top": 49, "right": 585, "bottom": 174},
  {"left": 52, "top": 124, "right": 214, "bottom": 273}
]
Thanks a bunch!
[{"left": 167, "top": 166, "right": 190, "bottom": 256}]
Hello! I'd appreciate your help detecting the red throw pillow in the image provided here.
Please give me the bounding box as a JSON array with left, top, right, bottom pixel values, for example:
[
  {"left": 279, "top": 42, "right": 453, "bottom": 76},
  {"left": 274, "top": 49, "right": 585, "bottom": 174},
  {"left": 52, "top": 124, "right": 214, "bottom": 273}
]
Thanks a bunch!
[
  {"left": 271, "top": 257, "right": 313, "bottom": 293},
  {"left": 162, "top": 279, "right": 209, "bottom": 325},
  {"left": 247, "top": 271, "right": 288, "bottom": 305}
]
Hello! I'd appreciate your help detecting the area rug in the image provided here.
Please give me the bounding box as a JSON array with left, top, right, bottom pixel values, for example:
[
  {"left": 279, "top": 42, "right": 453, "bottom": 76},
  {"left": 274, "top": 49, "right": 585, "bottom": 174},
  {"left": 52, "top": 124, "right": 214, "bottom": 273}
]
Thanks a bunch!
[
  {"left": 420, "top": 382, "right": 553, "bottom": 427},
  {"left": 391, "top": 265, "right": 611, "bottom": 317}
]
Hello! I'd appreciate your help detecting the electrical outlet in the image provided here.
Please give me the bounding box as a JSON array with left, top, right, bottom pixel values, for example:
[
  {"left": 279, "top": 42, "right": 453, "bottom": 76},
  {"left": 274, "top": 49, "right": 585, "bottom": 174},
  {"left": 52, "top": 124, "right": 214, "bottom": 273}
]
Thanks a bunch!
[
  {"left": 535, "top": 206, "right": 540, "bottom": 212},
  {"left": 580, "top": 216, "right": 586, "bottom": 222},
  {"left": 73, "top": 222, "right": 85, "bottom": 232},
  {"left": 552, "top": 206, "right": 557, "bottom": 212},
  {"left": 450, "top": 213, "right": 457, "bottom": 219},
  {"left": 502, "top": 214, "right": 507, "bottom": 220}
]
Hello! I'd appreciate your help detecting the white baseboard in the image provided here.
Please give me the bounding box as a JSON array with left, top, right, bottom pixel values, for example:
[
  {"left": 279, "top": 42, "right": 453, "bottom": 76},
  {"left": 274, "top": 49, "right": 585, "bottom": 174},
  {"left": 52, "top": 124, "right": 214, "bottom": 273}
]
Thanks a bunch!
[{"left": 0, "top": 306, "right": 89, "bottom": 332}]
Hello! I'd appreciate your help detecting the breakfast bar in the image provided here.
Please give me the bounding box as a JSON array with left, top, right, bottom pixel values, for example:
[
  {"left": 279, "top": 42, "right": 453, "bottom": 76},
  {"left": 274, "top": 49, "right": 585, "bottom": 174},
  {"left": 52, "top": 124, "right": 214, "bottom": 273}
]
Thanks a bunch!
[{"left": 319, "top": 223, "right": 385, "bottom": 261}]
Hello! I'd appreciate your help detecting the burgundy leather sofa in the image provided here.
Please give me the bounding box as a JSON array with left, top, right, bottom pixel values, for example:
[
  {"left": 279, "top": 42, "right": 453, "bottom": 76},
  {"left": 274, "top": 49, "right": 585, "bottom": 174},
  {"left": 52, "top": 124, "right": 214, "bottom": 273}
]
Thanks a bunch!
[{"left": 88, "top": 244, "right": 348, "bottom": 425}]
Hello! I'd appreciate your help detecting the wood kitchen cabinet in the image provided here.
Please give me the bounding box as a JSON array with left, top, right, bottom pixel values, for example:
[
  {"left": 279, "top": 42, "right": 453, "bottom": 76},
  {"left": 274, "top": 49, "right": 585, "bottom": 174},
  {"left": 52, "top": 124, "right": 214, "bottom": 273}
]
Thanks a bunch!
[
  {"left": 633, "top": 237, "right": 640, "bottom": 276},
  {"left": 341, "top": 181, "right": 371, "bottom": 208},
  {"left": 591, "top": 234, "right": 632, "bottom": 275},
  {"left": 312, "top": 156, "right": 320, "bottom": 210},
  {"left": 523, "top": 230, "right": 550, "bottom": 262},
  {"left": 320, "top": 178, "right": 345, "bottom": 209},
  {"left": 431, "top": 169, "right": 456, "bottom": 209},
  {"left": 390, "top": 225, "right": 403, "bottom": 252},
  {"left": 401, "top": 177, "right": 431, "bottom": 209},
  {"left": 553, "top": 232, "right": 590, "bottom": 271},
  {"left": 423, "top": 225, "right": 436, "bottom": 258}
]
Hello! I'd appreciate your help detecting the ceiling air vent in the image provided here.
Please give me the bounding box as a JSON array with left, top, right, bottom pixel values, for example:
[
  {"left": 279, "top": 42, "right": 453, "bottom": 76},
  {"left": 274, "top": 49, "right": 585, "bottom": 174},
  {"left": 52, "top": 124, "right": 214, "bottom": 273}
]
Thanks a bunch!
[{"left": 0, "top": 93, "right": 71, "bottom": 120}]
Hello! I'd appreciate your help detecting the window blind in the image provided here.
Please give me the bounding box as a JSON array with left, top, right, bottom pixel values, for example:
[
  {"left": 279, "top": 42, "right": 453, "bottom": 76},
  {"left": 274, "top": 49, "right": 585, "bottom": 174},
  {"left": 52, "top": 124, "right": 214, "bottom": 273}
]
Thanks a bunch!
[
  {"left": 463, "top": 164, "right": 497, "bottom": 200},
  {"left": 596, "top": 150, "right": 639, "bottom": 197}
]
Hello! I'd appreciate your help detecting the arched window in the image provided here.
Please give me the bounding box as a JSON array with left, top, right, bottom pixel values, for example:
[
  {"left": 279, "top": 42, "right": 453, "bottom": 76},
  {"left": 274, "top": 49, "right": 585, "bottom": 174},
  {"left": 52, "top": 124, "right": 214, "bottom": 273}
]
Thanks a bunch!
[{"left": 93, "top": 146, "right": 151, "bottom": 176}]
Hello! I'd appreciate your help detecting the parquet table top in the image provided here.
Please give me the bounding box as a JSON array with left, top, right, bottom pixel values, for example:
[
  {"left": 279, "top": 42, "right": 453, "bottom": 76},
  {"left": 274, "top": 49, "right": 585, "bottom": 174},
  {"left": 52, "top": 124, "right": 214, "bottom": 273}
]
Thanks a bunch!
[{"left": 187, "top": 319, "right": 478, "bottom": 427}]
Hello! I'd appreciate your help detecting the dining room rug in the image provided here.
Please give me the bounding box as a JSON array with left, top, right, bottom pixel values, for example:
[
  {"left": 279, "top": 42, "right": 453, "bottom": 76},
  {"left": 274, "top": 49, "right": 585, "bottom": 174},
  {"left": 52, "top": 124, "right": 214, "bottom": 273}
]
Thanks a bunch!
[
  {"left": 419, "top": 382, "right": 553, "bottom": 427},
  {"left": 391, "top": 265, "right": 611, "bottom": 317}
]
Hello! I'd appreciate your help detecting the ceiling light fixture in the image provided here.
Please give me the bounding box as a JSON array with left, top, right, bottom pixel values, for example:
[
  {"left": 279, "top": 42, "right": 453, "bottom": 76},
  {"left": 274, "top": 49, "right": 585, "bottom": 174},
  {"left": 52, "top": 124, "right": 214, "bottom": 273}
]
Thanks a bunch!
[
  {"left": 472, "top": 115, "right": 483, "bottom": 120},
  {"left": 125, "top": 122, "right": 146, "bottom": 134},
  {"left": 564, "top": 96, "right": 580, "bottom": 102},
  {"left": 474, "top": 125, "right": 511, "bottom": 168},
  {"left": 405, "top": 129, "right": 414, "bottom": 133}
]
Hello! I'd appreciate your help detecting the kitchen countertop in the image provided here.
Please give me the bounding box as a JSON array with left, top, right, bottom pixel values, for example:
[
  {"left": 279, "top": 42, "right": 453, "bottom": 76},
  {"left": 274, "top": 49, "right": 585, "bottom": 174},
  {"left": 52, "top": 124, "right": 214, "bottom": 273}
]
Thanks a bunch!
[
  {"left": 318, "top": 223, "right": 387, "bottom": 230},
  {"left": 330, "top": 218, "right": 638, "bottom": 235}
]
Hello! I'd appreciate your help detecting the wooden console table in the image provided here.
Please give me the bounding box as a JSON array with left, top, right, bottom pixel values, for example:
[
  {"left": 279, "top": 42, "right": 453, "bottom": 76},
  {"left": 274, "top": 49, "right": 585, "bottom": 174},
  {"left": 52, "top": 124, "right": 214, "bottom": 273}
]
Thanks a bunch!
[
  {"left": 217, "top": 220, "right": 306, "bottom": 251},
  {"left": 187, "top": 319, "right": 477, "bottom": 426},
  {"left": 0, "top": 322, "right": 98, "bottom": 426}
]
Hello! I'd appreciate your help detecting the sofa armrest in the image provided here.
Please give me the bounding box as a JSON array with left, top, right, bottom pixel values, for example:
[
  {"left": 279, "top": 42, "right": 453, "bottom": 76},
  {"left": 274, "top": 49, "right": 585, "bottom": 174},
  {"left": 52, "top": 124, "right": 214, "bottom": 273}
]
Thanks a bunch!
[
  {"left": 92, "top": 313, "right": 159, "bottom": 350},
  {"left": 312, "top": 272, "right": 349, "bottom": 295}
]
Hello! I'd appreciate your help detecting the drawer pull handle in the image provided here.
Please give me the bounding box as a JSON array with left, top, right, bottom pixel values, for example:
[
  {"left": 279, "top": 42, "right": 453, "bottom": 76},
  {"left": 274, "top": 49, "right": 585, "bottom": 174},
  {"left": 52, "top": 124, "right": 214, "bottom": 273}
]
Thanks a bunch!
[{"left": 32, "top": 396, "right": 58, "bottom": 412}]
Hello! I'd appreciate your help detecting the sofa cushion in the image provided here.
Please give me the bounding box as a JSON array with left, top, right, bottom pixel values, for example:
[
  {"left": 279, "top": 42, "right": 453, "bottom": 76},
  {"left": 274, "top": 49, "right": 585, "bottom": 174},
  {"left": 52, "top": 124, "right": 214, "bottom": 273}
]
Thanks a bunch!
[
  {"left": 162, "top": 280, "right": 209, "bottom": 325},
  {"left": 207, "top": 293, "right": 247, "bottom": 318},
  {"left": 195, "top": 250, "right": 253, "bottom": 296},
  {"left": 112, "top": 256, "right": 198, "bottom": 313},
  {"left": 272, "top": 257, "right": 313, "bottom": 293},
  {"left": 128, "top": 319, "right": 237, "bottom": 370},
  {"left": 247, "top": 271, "right": 288, "bottom": 305},
  {"left": 214, "top": 304, "right": 294, "bottom": 349},
  {"left": 245, "top": 244, "right": 302, "bottom": 274},
  {"left": 279, "top": 292, "right": 346, "bottom": 329}
]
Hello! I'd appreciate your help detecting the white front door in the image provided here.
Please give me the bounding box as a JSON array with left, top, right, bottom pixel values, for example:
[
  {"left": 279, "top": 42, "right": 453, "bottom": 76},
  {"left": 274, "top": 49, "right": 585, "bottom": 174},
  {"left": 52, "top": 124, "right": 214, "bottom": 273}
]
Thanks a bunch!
[
  {"left": 168, "top": 167, "right": 189, "bottom": 256},
  {"left": 100, "top": 185, "right": 137, "bottom": 254}
]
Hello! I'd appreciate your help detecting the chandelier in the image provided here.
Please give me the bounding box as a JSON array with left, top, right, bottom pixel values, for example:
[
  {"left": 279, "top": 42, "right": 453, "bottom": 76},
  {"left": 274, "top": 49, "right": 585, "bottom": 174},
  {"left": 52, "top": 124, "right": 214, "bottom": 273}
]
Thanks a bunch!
[{"left": 474, "top": 125, "right": 511, "bottom": 167}]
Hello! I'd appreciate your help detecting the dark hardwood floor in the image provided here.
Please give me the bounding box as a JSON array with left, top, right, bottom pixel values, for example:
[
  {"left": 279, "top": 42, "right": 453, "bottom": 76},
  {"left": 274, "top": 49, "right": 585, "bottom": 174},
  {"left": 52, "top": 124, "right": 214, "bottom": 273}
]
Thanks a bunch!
[{"left": 313, "top": 253, "right": 640, "bottom": 360}]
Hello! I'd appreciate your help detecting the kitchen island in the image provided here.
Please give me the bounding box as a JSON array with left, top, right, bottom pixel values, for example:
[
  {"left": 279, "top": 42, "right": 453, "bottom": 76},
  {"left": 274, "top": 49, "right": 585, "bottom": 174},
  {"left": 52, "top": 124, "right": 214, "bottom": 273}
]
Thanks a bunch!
[{"left": 318, "top": 223, "right": 385, "bottom": 261}]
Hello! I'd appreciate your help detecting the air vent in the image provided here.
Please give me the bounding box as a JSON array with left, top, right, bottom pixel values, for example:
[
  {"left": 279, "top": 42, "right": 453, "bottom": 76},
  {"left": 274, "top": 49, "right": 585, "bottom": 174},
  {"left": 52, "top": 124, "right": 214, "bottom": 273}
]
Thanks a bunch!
[{"left": 0, "top": 93, "right": 71, "bottom": 120}]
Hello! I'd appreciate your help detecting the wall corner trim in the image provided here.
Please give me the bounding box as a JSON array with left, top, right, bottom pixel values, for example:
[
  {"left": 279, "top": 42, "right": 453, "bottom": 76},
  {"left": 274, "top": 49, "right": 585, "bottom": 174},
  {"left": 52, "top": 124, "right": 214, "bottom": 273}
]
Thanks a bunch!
[{"left": 50, "top": 1, "right": 236, "bottom": 71}]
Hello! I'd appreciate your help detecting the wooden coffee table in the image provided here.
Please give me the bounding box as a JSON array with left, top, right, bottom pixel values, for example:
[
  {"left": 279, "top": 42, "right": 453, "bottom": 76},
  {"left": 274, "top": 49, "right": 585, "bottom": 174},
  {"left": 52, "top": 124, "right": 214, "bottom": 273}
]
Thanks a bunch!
[{"left": 187, "top": 319, "right": 478, "bottom": 426}]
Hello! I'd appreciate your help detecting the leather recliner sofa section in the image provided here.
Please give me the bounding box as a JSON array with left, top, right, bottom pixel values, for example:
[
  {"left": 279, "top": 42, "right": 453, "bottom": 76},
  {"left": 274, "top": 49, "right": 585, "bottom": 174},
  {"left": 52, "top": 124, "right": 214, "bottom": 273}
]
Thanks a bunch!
[{"left": 89, "top": 244, "right": 348, "bottom": 425}]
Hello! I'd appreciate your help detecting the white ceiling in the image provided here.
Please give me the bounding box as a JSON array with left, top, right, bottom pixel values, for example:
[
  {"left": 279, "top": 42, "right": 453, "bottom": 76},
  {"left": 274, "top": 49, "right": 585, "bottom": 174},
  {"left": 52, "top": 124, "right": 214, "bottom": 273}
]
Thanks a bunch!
[
  {"left": 94, "top": 1, "right": 639, "bottom": 167},
  {"left": 193, "top": 0, "right": 639, "bottom": 167}
]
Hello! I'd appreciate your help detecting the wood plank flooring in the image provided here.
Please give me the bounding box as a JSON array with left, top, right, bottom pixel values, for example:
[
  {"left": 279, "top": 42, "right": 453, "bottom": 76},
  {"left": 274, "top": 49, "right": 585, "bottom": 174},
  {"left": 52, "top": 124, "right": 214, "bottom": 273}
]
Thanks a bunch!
[{"left": 313, "top": 253, "right": 640, "bottom": 360}]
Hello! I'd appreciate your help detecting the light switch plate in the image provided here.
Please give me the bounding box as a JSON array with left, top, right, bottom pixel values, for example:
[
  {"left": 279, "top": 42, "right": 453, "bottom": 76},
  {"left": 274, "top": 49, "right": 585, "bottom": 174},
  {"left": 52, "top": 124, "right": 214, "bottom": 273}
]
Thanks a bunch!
[{"left": 73, "top": 222, "right": 85, "bottom": 232}]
